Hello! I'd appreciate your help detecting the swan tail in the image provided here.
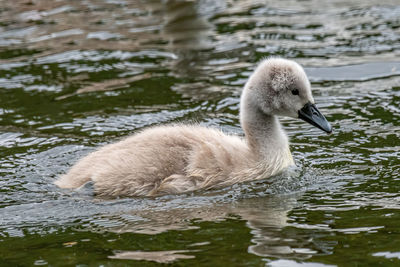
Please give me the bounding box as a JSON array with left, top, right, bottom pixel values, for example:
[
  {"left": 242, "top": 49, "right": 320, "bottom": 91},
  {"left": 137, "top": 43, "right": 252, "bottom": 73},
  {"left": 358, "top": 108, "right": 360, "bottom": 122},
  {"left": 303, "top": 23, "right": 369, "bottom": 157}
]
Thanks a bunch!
[{"left": 54, "top": 169, "right": 92, "bottom": 189}]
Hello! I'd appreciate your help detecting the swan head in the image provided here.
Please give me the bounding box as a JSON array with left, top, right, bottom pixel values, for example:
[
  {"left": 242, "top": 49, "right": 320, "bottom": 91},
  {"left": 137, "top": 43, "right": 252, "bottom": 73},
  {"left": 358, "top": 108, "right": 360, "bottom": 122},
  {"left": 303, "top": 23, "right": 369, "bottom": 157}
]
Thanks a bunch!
[{"left": 244, "top": 57, "right": 332, "bottom": 133}]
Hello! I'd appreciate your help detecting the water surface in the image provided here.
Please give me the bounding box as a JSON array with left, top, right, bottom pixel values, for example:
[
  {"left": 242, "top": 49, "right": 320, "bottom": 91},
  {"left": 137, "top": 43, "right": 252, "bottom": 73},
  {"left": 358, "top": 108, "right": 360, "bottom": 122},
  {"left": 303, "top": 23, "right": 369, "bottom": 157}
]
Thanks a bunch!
[{"left": 1, "top": 0, "right": 400, "bottom": 266}]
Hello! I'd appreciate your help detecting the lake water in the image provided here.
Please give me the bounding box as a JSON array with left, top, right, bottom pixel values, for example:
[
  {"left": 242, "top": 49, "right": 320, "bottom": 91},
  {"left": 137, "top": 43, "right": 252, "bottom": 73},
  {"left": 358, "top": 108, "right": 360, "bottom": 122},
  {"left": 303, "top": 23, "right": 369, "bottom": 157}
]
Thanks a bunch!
[{"left": 1, "top": 0, "right": 400, "bottom": 266}]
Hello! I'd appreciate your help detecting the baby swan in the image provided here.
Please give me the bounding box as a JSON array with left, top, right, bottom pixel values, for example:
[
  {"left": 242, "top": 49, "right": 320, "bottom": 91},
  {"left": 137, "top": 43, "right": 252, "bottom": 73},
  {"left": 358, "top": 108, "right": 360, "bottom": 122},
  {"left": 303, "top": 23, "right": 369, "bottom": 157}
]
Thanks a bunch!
[{"left": 55, "top": 58, "right": 332, "bottom": 197}]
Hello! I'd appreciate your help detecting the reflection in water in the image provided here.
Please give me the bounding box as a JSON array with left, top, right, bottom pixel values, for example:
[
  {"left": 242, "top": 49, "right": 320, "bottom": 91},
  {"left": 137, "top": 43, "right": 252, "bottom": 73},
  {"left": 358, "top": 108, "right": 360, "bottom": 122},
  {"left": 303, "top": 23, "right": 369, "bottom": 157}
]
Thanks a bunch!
[
  {"left": 96, "top": 193, "right": 306, "bottom": 260},
  {"left": 109, "top": 249, "right": 196, "bottom": 263},
  {"left": 147, "top": 0, "right": 218, "bottom": 81},
  {"left": 161, "top": 0, "right": 214, "bottom": 77},
  {"left": 160, "top": 0, "right": 216, "bottom": 50}
]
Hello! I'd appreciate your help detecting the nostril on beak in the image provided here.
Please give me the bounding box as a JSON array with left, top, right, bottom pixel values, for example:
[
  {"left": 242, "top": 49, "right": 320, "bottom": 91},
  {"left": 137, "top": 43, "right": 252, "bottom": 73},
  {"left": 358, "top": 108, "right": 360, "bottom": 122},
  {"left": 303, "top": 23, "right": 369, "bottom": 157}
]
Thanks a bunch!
[{"left": 311, "top": 106, "right": 319, "bottom": 116}]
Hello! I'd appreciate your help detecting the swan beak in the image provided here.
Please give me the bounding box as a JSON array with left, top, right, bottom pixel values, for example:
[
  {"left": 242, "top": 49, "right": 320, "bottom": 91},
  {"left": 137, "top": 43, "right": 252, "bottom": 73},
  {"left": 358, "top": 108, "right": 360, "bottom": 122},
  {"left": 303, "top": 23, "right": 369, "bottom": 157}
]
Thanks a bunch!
[{"left": 298, "top": 102, "right": 332, "bottom": 133}]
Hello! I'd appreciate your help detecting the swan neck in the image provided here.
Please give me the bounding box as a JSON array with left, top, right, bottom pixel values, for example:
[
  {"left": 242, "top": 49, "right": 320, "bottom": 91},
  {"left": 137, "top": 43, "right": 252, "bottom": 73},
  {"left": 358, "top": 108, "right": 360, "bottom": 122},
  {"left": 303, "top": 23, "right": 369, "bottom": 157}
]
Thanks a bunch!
[{"left": 240, "top": 96, "right": 290, "bottom": 158}]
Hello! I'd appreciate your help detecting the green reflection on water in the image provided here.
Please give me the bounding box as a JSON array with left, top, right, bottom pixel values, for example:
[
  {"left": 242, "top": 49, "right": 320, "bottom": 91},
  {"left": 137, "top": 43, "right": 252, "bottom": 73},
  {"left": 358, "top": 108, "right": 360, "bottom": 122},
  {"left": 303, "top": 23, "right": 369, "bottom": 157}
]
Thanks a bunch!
[{"left": 0, "top": 219, "right": 263, "bottom": 266}]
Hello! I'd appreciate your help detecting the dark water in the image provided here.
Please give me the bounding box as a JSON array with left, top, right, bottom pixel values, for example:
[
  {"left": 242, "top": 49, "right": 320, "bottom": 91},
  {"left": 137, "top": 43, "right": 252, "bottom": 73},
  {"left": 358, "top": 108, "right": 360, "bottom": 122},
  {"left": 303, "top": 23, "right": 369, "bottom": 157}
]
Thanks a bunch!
[{"left": 1, "top": 0, "right": 400, "bottom": 266}]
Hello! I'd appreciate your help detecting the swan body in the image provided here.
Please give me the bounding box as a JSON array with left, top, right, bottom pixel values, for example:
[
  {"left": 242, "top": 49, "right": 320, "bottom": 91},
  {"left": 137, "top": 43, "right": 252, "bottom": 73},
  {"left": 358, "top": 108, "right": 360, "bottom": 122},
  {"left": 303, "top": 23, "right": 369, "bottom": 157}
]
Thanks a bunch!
[{"left": 55, "top": 58, "right": 332, "bottom": 197}]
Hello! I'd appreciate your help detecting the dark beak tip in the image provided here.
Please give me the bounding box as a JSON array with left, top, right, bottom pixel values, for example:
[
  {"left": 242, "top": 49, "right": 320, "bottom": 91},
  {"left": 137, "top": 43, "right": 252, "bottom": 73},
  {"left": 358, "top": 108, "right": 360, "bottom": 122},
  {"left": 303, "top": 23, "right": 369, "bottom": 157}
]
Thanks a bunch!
[
  {"left": 323, "top": 122, "right": 333, "bottom": 134},
  {"left": 325, "top": 126, "right": 333, "bottom": 134}
]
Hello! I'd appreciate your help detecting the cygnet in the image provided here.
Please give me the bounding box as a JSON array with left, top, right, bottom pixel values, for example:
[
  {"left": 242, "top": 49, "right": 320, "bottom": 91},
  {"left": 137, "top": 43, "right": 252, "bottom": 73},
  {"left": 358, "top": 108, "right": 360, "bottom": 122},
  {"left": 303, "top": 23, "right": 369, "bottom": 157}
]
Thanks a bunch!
[{"left": 55, "top": 58, "right": 332, "bottom": 197}]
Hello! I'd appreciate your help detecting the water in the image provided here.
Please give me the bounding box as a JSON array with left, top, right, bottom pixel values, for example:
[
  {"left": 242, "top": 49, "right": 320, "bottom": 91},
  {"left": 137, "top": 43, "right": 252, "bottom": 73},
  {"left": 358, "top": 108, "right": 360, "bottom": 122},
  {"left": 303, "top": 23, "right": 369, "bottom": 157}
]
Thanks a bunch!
[{"left": 0, "top": 0, "right": 400, "bottom": 265}]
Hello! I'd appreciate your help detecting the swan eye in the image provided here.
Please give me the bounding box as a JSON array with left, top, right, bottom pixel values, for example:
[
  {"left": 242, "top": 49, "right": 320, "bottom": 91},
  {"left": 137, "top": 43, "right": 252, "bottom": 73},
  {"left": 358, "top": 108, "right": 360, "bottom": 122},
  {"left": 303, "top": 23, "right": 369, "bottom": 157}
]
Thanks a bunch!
[{"left": 291, "top": 89, "right": 299, "bottom": 95}]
